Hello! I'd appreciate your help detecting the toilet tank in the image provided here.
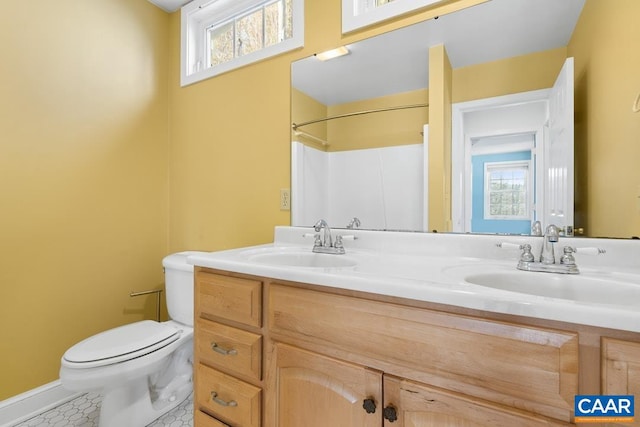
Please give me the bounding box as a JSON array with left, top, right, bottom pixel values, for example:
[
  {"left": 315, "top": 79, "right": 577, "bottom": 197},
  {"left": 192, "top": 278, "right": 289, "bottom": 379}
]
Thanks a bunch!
[{"left": 163, "top": 251, "right": 206, "bottom": 326}]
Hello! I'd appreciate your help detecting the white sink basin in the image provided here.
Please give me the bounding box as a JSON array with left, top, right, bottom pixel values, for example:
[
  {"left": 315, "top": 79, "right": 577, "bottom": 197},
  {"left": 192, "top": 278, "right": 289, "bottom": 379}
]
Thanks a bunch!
[
  {"left": 247, "top": 249, "right": 357, "bottom": 268},
  {"left": 463, "top": 270, "right": 640, "bottom": 306}
]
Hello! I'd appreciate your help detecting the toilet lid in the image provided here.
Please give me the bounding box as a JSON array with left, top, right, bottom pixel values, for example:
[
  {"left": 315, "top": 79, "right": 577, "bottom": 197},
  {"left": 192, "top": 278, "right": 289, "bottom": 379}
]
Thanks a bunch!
[{"left": 63, "top": 320, "right": 181, "bottom": 367}]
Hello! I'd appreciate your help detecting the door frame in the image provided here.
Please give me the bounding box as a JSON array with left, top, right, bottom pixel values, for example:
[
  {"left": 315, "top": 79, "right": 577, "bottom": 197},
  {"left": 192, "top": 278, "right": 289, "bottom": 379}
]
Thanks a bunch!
[{"left": 452, "top": 89, "right": 550, "bottom": 233}]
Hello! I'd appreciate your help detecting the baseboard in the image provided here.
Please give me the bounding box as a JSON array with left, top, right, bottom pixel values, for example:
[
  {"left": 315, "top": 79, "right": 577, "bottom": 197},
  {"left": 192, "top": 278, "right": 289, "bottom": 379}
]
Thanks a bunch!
[{"left": 0, "top": 380, "right": 82, "bottom": 427}]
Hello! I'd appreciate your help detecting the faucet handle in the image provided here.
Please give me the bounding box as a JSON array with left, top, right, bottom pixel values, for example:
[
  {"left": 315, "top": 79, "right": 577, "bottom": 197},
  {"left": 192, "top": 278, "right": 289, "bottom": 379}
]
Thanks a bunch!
[
  {"left": 496, "top": 242, "right": 534, "bottom": 262},
  {"left": 531, "top": 221, "right": 543, "bottom": 236},
  {"left": 334, "top": 234, "right": 357, "bottom": 249},
  {"left": 566, "top": 246, "right": 606, "bottom": 256},
  {"left": 496, "top": 242, "right": 525, "bottom": 250},
  {"left": 560, "top": 246, "right": 576, "bottom": 265},
  {"left": 520, "top": 244, "right": 535, "bottom": 263}
]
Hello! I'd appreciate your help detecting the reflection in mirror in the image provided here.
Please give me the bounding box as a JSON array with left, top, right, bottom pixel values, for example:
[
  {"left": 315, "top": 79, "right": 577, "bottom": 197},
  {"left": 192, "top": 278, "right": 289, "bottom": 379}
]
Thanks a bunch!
[{"left": 291, "top": 0, "right": 640, "bottom": 238}]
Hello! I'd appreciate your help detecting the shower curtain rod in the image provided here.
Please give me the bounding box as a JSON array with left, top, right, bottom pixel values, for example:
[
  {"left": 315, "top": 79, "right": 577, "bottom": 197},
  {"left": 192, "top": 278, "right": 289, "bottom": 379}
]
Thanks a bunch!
[{"left": 291, "top": 103, "right": 429, "bottom": 131}]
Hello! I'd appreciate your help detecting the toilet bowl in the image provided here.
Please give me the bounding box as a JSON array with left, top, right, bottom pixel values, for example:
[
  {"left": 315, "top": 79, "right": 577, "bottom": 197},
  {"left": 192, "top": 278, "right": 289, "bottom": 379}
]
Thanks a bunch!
[{"left": 59, "top": 251, "right": 205, "bottom": 427}]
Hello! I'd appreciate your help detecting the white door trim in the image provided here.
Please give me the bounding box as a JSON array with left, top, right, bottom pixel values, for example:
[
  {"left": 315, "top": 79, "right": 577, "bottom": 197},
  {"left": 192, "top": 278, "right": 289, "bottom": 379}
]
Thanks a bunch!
[{"left": 452, "top": 89, "right": 551, "bottom": 232}]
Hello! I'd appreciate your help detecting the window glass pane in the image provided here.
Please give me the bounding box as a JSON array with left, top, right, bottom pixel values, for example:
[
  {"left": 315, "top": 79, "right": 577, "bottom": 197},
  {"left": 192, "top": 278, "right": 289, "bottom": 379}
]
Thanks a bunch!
[
  {"left": 485, "top": 164, "right": 529, "bottom": 220},
  {"left": 264, "top": 2, "right": 281, "bottom": 47},
  {"left": 283, "top": 0, "right": 293, "bottom": 40},
  {"left": 237, "top": 9, "right": 264, "bottom": 57},
  {"left": 209, "top": 22, "right": 234, "bottom": 67}
]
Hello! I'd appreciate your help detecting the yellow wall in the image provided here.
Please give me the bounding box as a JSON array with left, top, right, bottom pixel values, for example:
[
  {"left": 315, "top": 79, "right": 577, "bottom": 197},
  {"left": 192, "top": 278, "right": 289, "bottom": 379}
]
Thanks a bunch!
[
  {"left": 453, "top": 47, "right": 567, "bottom": 103},
  {"left": 291, "top": 88, "right": 328, "bottom": 150},
  {"left": 166, "top": 0, "right": 480, "bottom": 252},
  {"left": 569, "top": 0, "right": 640, "bottom": 238},
  {"left": 327, "top": 89, "right": 429, "bottom": 151},
  {"left": 428, "top": 44, "right": 453, "bottom": 231},
  {"left": 0, "top": 0, "right": 479, "bottom": 401},
  {"left": 2, "top": 0, "right": 571, "bottom": 401},
  {"left": 0, "top": 1, "right": 169, "bottom": 399}
]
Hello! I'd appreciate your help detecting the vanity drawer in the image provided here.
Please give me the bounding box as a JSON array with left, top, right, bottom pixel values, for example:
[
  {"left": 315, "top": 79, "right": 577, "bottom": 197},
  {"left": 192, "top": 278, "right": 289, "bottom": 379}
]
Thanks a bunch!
[
  {"left": 196, "top": 271, "right": 262, "bottom": 328},
  {"left": 196, "top": 363, "right": 262, "bottom": 427},
  {"left": 194, "top": 410, "right": 230, "bottom": 427},
  {"left": 196, "top": 318, "right": 262, "bottom": 380},
  {"left": 268, "top": 284, "right": 578, "bottom": 422}
]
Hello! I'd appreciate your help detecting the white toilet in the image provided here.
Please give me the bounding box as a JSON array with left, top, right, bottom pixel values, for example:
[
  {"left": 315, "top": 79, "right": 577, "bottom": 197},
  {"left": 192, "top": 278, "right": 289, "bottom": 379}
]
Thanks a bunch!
[{"left": 60, "top": 251, "right": 205, "bottom": 427}]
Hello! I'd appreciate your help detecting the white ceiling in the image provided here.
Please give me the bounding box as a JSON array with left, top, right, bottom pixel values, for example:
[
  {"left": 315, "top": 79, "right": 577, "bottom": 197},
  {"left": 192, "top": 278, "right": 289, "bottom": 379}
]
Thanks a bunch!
[
  {"left": 292, "top": 0, "right": 585, "bottom": 106},
  {"left": 147, "top": 0, "right": 191, "bottom": 13}
]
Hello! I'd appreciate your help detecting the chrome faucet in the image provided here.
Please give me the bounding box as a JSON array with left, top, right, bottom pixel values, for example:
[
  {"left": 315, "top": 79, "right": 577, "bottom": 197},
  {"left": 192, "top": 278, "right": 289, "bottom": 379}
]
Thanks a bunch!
[
  {"left": 346, "top": 217, "right": 361, "bottom": 229},
  {"left": 540, "top": 224, "right": 560, "bottom": 264},
  {"left": 311, "top": 219, "right": 351, "bottom": 254},
  {"left": 505, "top": 223, "right": 580, "bottom": 274},
  {"left": 314, "top": 219, "right": 333, "bottom": 248}
]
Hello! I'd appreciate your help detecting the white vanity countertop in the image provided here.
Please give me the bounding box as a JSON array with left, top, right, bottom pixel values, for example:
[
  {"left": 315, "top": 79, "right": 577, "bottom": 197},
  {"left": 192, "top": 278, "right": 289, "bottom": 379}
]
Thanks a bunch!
[{"left": 188, "top": 227, "right": 640, "bottom": 333}]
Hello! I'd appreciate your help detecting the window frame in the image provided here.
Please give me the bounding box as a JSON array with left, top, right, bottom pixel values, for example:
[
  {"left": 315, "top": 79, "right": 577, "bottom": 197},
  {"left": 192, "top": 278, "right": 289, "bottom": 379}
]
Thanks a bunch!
[
  {"left": 181, "top": 0, "right": 303, "bottom": 86},
  {"left": 483, "top": 160, "right": 532, "bottom": 221},
  {"left": 342, "top": 0, "right": 444, "bottom": 33}
]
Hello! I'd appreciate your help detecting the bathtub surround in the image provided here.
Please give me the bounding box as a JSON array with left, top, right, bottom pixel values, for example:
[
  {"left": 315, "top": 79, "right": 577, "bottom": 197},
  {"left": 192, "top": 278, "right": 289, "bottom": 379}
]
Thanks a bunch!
[{"left": 292, "top": 141, "right": 426, "bottom": 230}]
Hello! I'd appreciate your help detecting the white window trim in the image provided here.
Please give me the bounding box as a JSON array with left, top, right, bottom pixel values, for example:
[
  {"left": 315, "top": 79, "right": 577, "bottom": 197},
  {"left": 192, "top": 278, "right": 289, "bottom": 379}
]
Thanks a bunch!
[
  {"left": 181, "top": 0, "right": 304, "bottom": 87},
  {"left": 342, "top": 0, "right": 444, "bottom": 33},
  {"left": 483, "top": 160, "right": 532, "bottom": 221}
]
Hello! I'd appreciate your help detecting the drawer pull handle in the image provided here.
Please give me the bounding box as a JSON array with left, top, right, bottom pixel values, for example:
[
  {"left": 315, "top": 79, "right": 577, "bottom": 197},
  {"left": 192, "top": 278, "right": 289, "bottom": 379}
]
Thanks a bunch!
[
  {"left": 211, "top": 391, "right": 238, "bottom": 408},
  {"left": 211, "top": 342, "right": 238, "bottom": 356}
]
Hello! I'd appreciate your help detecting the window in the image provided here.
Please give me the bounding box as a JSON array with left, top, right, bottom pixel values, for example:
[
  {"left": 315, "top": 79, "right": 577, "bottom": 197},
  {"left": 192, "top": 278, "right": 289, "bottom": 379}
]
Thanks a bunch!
[
  {"left": 342, "top": 0, "right": 444, "bottom": 33},
  {"left": 181, "top": 0, "right": 303, "bottom": 86},
  {"left": 484, "top": 161, "right": 531, "bottom": 220}
]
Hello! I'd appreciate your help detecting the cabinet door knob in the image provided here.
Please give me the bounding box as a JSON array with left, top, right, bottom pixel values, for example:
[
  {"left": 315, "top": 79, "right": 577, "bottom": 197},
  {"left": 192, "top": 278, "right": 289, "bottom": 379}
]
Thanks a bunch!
[
  {"left": 210, "top": 391, "right": 238, "bottom": 407},
  {"left": 362, "top": 398, "right": 377, "bottom": 414},
  {"left": 383, "top": 405, "right": 398, "bottom": 422},
  {"left": 211, "top": 342, "right": 238, "bottom": 356}
]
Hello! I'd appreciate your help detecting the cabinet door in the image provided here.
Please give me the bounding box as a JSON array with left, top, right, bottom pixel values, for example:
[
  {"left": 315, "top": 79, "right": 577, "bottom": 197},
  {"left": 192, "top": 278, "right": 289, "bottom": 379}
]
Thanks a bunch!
[
  {"left": 383, "top": 375, "right": 571, "bottom": 427},
  {"left": 268, "top": 342, "right": 382, "bottom": 427},
  {"left": 269, "top": 284, "right": 577, "bottom": 422},
  {"left": 602, "top": 338, "right": 640, "bottom": 427}
]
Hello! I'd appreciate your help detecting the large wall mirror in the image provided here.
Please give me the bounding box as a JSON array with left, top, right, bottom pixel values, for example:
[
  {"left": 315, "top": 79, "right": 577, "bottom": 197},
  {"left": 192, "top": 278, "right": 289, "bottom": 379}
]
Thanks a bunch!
[{"left": 291, "top": 0, "right": 640, "bottom": 239}]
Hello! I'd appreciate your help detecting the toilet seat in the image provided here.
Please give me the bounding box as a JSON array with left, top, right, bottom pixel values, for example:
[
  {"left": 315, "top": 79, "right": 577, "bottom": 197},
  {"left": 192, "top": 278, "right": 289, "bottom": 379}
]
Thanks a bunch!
[{"left": 63, "top": 320, "right": 181, "bottom": 369}]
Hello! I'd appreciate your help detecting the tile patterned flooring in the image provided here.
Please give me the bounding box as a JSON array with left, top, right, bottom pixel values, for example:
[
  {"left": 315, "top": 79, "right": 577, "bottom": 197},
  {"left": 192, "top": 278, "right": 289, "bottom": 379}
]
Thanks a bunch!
[{"left": 14, "top": 392, "right": 193, "bottom": 427}]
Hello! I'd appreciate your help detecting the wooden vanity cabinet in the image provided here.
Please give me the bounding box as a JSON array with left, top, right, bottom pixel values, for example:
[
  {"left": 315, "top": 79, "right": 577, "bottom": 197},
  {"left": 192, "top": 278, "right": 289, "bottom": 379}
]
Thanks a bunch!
[
  {"left": 602, "top": 338, "right": 640, "bottom": 427},
  {"left": 194, "top": 269, "right": 264, "bottom": 427},
  {"left": 266, "top": 283, "right": 577, "bottom": 426},
  {"left": 192, "top": 268, "right": 640, "bottom": 427},
  {"left": 268, "top": 341, "right": 571, "bottom": 427}
]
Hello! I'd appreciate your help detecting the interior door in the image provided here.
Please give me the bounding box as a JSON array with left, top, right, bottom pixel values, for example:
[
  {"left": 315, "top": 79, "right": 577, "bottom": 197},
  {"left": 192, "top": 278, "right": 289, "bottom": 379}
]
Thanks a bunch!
[{"left": 544, "top": 57, "right": 575, "bottom": 235}]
